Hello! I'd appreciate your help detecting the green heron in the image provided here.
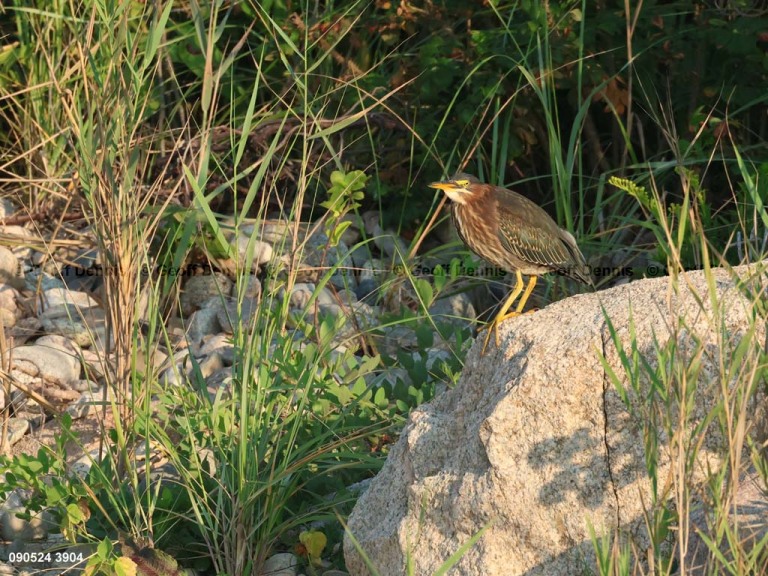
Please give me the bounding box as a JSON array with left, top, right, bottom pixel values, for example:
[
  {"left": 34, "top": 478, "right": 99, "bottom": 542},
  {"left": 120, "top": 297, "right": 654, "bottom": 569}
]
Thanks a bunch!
[{"left": 429, "top": 173, "right": 591, "bottom": 353}]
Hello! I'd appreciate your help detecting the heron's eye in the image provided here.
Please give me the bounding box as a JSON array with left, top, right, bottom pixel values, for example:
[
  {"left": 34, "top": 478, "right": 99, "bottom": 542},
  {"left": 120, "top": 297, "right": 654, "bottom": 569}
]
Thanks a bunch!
[{"left": 455, "top": 179, "right": 469, "bottom": 187}]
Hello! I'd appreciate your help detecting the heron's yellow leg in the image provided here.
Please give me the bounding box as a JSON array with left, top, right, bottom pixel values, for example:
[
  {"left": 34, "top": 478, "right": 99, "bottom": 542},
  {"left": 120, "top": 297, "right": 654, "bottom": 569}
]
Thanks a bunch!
[
  {"left": 479, "top": 270, "right": 526, "bottom": 354},
  {"left": 511, "top": 274, "right": 537, "bottom": 316}
]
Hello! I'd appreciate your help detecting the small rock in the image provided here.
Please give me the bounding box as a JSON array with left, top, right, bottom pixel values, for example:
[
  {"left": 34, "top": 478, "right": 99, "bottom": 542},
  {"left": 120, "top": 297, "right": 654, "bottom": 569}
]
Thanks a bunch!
[
  {"left": 304, "top": 231, "right": 349, "bottom": 271},
  {"left": 0, "top": 197, "right": 16, "bottom": 218},
  {"left": 249, "top": 220, "right": 294, "bottom": 245},
  {"left": 0, "top": 308, "right": 15, "bottom": 328},
  {"left": 185, "top": 300, "right": 223, "bottom": 349},
  {"left": 338, "top": 214, "right": 363, "bottom": 246},
  {"left": 181, "top": 273, "right": 233, "bottom": 316},
  {"left": 8, "top": 316, "right": 43, "bottom": 346},
  {"left": 205, "top": 368, "right": 234, "bottom": 402},
  {"left": 349, "top": 243, "right": 373, "bottom": 268},
  {"left": 428, "top": 292, "right": 477, "bottom": 325},
  {"left": 216, "top": 296, "right": 260, "bottom": 333},
  {"left": 362, "top": 211, "right": 408, "bottom": 259},
  {"left": 41, "top": 287, "right": 100, "bottom": 313},
  {"left": 71, "top": 449, "right": 102, "bottom": 479},
  {"left": 3, "top": 418, "right": 29, "bottom": 445},
  {"left": 66, "top": 387, "right": 106, "bottom": 420},
  {"left": 39, "top": 312, "right": 105, "bottom": 348},
  {"left": 233, "top": 234, "right": 273, "bottom": 266},
  {"left": 70, "top": 379, "right": 99, "bottom": 393},
  {"left": 287, "top": 283, "right": 337, "bottom": 310},
  {"left": 200, "top": 334, "right": 235, "bottom": 365},
  {"left": 0, "top": 284, "right": 20, "bottom": 317},
  {"left": 355, "top": 278, "right": 379, "bottom": 303},
  {"left": 359, "top": 259, "right": 385, "bottom": 282},
  {"left": 0, "top": 246, "right": 24, "bottom": 289},
  {"left": 235, "top": 274, "right": 262, "bottom": 299},
  {"left": 8, "top": 343, "right": 81, "bottom": 386},
  {"left": 39, "top": 289, "right": 105, "bottom": 347},
  {"left": 0, "top": 507, "right": 57, "bottom": 541},
  {"left": 261, "top": 553, "right": 299, "bottom": 576}
]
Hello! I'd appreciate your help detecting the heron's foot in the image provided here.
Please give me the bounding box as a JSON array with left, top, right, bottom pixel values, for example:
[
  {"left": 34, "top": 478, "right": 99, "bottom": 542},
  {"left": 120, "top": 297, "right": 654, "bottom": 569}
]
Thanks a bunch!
[
  {"left": 478, "top": 312, "right": 520, "bottom": 355},
  {"left": 477, "top": 308, "right": 537, "bottom": 355}
]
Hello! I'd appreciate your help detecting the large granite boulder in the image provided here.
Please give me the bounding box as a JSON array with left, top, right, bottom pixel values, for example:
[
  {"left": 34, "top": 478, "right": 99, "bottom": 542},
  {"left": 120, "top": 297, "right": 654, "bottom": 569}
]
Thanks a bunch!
[{"left": 344, "top": 263, "right": 768, "bottom": 575}]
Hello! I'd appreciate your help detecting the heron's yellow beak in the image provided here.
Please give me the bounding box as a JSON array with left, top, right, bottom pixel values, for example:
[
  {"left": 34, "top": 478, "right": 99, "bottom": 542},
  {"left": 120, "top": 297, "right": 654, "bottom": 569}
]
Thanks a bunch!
[{"left": 428, "top": 180, "right": 454, "bottom": 191}]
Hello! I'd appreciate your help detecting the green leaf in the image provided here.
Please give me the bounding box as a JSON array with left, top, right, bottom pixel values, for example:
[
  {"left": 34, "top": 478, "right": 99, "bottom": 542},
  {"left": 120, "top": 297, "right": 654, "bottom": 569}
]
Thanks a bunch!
[
  {"left": 433, "top": 264, "right": 447, "bottom": 293},
  {"left": 374, "top": 386, "right": 388, "bottom": 408},
  {"left": 414, "top": 278, "right": 434, "bottom": 307},
  {"left": 96, "top": 538, "right": 113, "bottom": 560},
  {"left": 299, "top": 530, "right": 327, "bottom": 565},
  {"left": 66, "top": 502, "right": 86, "bottom": 523}
]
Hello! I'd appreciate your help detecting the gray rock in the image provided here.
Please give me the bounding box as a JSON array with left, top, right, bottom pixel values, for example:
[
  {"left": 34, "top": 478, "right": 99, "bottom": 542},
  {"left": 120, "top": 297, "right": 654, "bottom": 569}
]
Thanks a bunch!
[
  {"left": 237, "top": 274, "right": 262, "bottom": 299},
  {"left": 0, "top": 284, "right": 20, "bottom": 320},
  {"left": 41, "top": 287, "right": 99, "bottom": 313},
  {"left": 361, "top": 211, "right": 408, "bottom": 260},
  {"left": 249, "top": 220, "right": 295, "bottom": 245},
  {"left": 288, "top": 283, "right": 336, "bottom": 310},
  {"left": 359, "top": 258, "right": 385, "bottom": 282},
  {"left": 185, "top": 299, "right": 223, "bottom": 348},
  {"left": 8, "top": 342, "right": 80, "bottom": 386},
  {"left": 70, "top": 378, "right": 99, "bottom": 393},
  {"left": 261, "top": 553, "right": 299, "bottom": 576},
  {"left": 345, "top": 263, "right": 768, "bottom": 576},
  {"left": 3, "top": 418, "right": 29, "bottom": 445},
  {"left": 216, "top": 296, "right": 260, "bottom": 333},
  {"left": 66, "top": 387, "right": 106, "bottom": 420},
  {"left": 0, "top": 197, "right": 16, "bottom": 218},
  {"left": 0, "top": 507, "right": 57, "bottom": 541},
  {"left": 355, "top": 278, "right": 379, "bottom": 303},
  {"left": 200, "top": 333, "right": 235, "bottom": 365},
  {"left": 39, "top": 313, "right": 104, "bottom": 348},
  {"left": 233, "top": 234, "right": 273, "bottom": 266},
  {"left": 428, "top": 292, "right": 476, "bottom": 324},
  {"left": 0, "top": 246, "right": 24, "bottom": 289},
  {"left": 39, "top": 289, "right": 105, "bottom": 347},
  {"left": 180, "top": 273, "right": 233, "bottom": 316},
  {"left": 339, "top": 213, "right": 364, "bottom": 246},
  {"left": 71, "top": 449, "right": 102, "bottom": 479}
]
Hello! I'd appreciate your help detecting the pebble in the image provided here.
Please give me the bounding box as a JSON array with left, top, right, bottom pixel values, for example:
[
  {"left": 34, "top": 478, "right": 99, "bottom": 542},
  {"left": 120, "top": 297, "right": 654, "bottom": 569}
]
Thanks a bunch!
[
  {"left": 181, "top": 273, "right": 233, "bottom": 316},
  {"left": 261, "top": 553, "right": 299, "bottom": 576},
  {"left": 215, "top": 296, "right": 260, "bottom": 333},
  {"left": 0, "top": 246, "right": 24, "bottom": 289},
  {"left": 3, "top": 418, "right": 29, "bottom": 446},
  {"left": 233, "top": 234, "right": 273, "bottom": 266},
  {"left": 8, "top": 342, "right": 81, "bottom": 386},
  {"left": 0, "top": 506, "right": 56, "bottom": 541}
]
